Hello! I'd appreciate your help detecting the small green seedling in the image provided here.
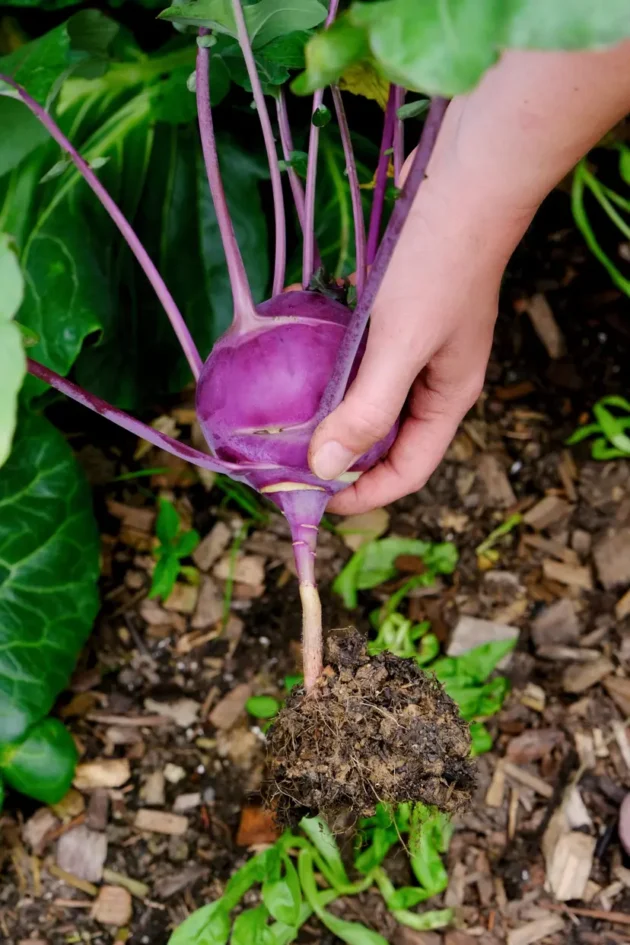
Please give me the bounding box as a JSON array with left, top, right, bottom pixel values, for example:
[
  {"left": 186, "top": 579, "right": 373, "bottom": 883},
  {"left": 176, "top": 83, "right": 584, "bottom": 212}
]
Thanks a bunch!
[
  {"left": 246, "top": 695, "right": 282, "bottom": 719},
  {"left": 150, "top": 497, "right": 200, "bottom": 601},
  {"left": 368, "top": 612, "right": 439, "bottom": 666},
  {"left": 567, "top": 395, "right": 630, "bottom": 459},
  {"left": 334, "top": 537, "right": 458, "bottom": 609}
]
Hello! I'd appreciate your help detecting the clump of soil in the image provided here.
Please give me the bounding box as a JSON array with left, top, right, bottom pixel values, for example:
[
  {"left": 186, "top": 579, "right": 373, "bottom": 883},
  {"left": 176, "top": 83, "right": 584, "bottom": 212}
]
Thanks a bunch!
[{"left": 265, "top": 628, "right": 476, "bottom": 826}]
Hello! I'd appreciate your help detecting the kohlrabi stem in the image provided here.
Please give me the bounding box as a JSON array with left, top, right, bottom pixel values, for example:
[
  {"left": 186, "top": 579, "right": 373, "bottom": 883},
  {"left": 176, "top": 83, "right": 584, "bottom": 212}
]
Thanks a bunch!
[
  {"left": 393, "top": 86, "right": 405, "bottom": 187},
  {"left": 27, "top": 359, "right": 263, "bottom": 477},
  {"left": 302, "top": 0, "right": 341, "bottom": 287},
  {"left": 276, "top": 89, "right": 307, "bottom": 233},
  {"left": 331, "top": 85, "right": 366, "bottom": 298},
  {"left": 0, "top": 76, "right": 203, "bottom": 381},
  {"left": 316, "top": 97, "right": 449, "bottom": 421},
  {"left": 196, "top": 31, "right": 258, "bottom": 330},
  {"left": 231, "top": 0, "right": 286, "bottom": 297},
  {"left": 366, "top": 86, "right": 396, "bottom": 267},
  {"left": 271, "top": 489, "right": 328, "bottom": 690}
]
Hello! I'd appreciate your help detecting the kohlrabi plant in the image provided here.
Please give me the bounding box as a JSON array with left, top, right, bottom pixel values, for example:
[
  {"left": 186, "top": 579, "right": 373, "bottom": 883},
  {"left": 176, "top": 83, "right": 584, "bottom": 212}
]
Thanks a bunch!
[
  {"left": 1, "top": 0, "right": 628, "bottom": 814},
  {"left": 567, "top": 394, "right": 630, "bottom": 459}
]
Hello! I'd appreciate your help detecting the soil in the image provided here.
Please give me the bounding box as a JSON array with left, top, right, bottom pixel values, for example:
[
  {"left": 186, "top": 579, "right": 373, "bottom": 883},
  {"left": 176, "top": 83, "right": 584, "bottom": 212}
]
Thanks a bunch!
[
  {"left": 2, "top": 176, "right": 630, "bottom": 944},
  {"left": 266, "top": 627, "right": 475, "bottom": 826}
]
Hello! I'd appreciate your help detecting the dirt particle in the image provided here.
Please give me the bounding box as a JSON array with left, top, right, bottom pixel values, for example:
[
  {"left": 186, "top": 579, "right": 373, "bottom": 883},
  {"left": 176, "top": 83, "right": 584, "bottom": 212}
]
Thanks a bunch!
[{"left": 265, "top": 628, "right": 475, "bottom": 826}]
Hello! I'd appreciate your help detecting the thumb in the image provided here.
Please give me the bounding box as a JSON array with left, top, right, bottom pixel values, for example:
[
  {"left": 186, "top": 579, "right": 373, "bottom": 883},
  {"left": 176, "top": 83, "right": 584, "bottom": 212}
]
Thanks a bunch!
[{"left": 308, "top": 338, "right": 418, "bottom": 481}]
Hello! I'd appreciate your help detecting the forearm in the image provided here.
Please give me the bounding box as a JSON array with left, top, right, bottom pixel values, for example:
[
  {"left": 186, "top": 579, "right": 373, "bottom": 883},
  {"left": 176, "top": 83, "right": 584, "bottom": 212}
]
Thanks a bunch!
[{"left": 421, "top": 43, "right": 630, "bottom": 255}]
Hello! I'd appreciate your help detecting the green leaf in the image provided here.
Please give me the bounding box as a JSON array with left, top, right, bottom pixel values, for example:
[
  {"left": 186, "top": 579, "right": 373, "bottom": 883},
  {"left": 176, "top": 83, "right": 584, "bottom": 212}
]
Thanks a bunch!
[
  {"left": 470, "top": 721, "right": 493, "bottom": 756},
  {"left": 0, "top": 10, "right": 118, "bottom": 104},
  {"left": 333, "top": 538, "right": 455, "bottom": 609},
  {"left": 292, "top": 17, "right": 370, "bottom": 95},
  {"left": 0, "top": 717, "right": 77, "bottom": 804},
  {"left": 0, "top": 235, "right": 26, "bottom": 468},
  {"left": 156, "top": 497, "right": 181, "bottom": 545},
  {"left": 299, "top": 816, "right": 349, "bottom": 888},
  {"left": 262, "top": 855, "right": 301, "bottom": 925},
  {"left": 149, "top": 554, "right": 181, "bottom": 601},
  {"left": 298, "top": 849, "right": 388, "bottom": 945},
  {"left": 174, "top": 529, "right": 201, "bottom": 558},
  {"left": 223, "top": 848, "right": 275, "bottom": 910},
  {"left": 160, "top": 0, "right": 327, "bottom": 49},
  {"left": 434, "top": 639, "right": 516, "bottom": 686},
  {"left": 0, "top": 410, "right": 100, "bottom": 742},
  {"left": 0, "top": 100, "right": 49, "bottom": 181},
  {"left": 296, "top": 0, "right": 630, "bottom": 97},
  {"left": 284, "top": 674, "right": 303, "bottom": 692},
  {"left": 246, "top": 695, "right": 281, "bottom": 719},
  {"left": 232, "top": 905, "right": 273, "bottom": 945},
  {"left": 397, "top": 99, "right": 430, "bottom": 121},
  {"left": 168, "top": 900, "right": 231, "bottom": 945}
]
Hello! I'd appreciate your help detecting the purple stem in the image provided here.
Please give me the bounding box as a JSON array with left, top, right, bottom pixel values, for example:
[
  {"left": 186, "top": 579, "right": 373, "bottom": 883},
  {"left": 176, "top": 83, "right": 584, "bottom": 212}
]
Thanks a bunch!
[
  {"left": 366, "top": 86, "right": 397, "bottom": 266},
  {"left": 0, "top": 75, "right": 203, "bottom": 380},
  {"left": 27, "top": 358, "right": 262, "bottom": 478},
  {"left": 331, "top": 86, "right": 366, "bottom": 298},
  {"left": 315, "top": 97, "right": 449, "bottom": 422},
  {"left": 276, "top": 89, "right": 307, "bottom": 234},
  {"left": 302, "top": 0, "right": 341, "bottom": 287},
  {"left": 231, "top": 0, "right": 286, "bottom": 297},
  {"left": 393, "top": 86, "right": 405, "bottom": 187},
  {"left": 196, "top": 33, "right": 257, "bottom": 328}
]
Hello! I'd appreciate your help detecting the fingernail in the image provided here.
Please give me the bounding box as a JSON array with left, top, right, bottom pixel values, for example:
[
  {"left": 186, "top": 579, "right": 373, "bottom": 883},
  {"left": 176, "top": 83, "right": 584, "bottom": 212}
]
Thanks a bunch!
[{"left": 312, "top": 441, "right": 358, "bottom": 481}]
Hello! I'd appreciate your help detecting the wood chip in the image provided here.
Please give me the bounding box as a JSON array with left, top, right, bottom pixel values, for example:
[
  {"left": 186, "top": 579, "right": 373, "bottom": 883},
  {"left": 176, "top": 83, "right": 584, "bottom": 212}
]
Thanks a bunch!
[
  {"left": 191, "top": 575, "right": 223, "bottom": 629},
  {"left": 134, "top": 809, "right": 188, "bottom": 836},
  {"left": 523, "top": 496, "right": 571, "bottom": 531},
  {"left": 213, "top": 554, "right": 265, "bottom": 587},
  {"left": 543, "top": 805, "right": 596, "bottom": 901},
  {"left": 208, "top": 683, "right": 252, "bottom": 730},
  {"left": 574, "top": 732, "right": 596, "bottom": 770},
  {"left": 603, "top": 675, "right": 630, "bottom": 716},
  {"left": 542, "top": 558, "right": 593, "bottom": 589},
  {"left": 537, "top": 645, "right": 601, "bottom": 662},
  {"left": 144, "top": 697, "right": 199, "bottom": 728},
  {"left": 173, "top": 793, "right": 201, "bottom": 813},
  {"left": 593, "top": 528, "right": 630, "bottom": 589},
  {"left": 507, "top": 915, "right": 565, "bottom": 945},
  {"left": 56, "top": 826, "right": 107, "bottom": 883},
  {"left": 612, "top": 721, "right": 630, "bottom": 770},
  {"left": 86, "top": 790, "right": 109, "bottom": 832},
  {"left": 616, "top": 589, "right": 630, "bottom": 621},
  {"left": 337, "top": 508, "right": 390, "bottom": 551},
  {"left": 163, "top": 582, "right": 199, "bottom": 614},
  {"left": 520, "top": 683, "right": 546, "bottom": 713},
  {"left": 485, "top": 760, "right": 506, "bottom": 808},
  {"left": 506, "top": 729, "right": 564, "bottom": 764},
  {"left": 236, "top": 805, "right": 280, "bottom": 847},
  {"left": 49, "top": 789, "right": 85, "bottom": 822},
  {"left": 522, "top": 293, "right": 566, "bottom": 359},
  {"left": 502, "top": 762, "right": 553, "bottom": 798},
  {"left": 531, "top": 598, "right": 579, "bottom": 647},
  {"left": 105, "top": 499, "right": 155, "bottom": 532},
  {"left": 140, "top": 770, "right": 166, "bottom": 807},
  {"left": 523, "top": 532, "right": 579, "bottom": 565},
  {"left": 193, "top": 521, "right": 231, "bottom": 572},
  {"left": 73, "top": 758, "right": 130, "bottom": 790},
  {"left": 477, "top": 454, "right": 516, "bottom": 508},
  {"left": 91, "top": 885, "right": 132, "bottom": 926},
  {"left": 23, "top": 808, "right": 59, "bottom": 854},
  {"left": 562, "top": 657, "right": 614, "bottom": 694},
  {"left": 571, "top": 528, "right": 591, "bottom": 556},
  {"left": 138, "top": 599, "right": 172, "bottom": 627}
]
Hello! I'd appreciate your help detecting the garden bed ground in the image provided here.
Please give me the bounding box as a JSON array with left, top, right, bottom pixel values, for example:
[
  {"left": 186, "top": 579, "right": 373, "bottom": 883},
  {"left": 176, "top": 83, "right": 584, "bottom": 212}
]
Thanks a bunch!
[{"left": 2, "top": 191, "right": 630, "bottom": 945}]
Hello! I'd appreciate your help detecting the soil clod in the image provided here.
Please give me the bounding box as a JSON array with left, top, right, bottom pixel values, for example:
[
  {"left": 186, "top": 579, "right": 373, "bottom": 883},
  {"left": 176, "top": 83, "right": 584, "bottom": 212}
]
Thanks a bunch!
[{"left": 265, "top": 628, "right": 476, "bottom": 826}]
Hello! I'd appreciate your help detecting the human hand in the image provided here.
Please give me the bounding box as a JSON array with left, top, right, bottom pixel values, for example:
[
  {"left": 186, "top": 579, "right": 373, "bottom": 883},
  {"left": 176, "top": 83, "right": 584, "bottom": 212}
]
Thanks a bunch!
[{"left": 308, "top": 43, "right": 630, "bottom": 515}]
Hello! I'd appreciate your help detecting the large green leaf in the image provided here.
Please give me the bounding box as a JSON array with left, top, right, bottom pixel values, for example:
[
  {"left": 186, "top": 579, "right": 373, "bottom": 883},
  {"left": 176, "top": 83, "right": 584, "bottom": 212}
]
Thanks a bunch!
[
  {"left": 0, "top": 235, "right": 26, "bottom": 468},
  {"left": 0, "top": 411, "right": 100, "bottom": 742},
  {"left": 296, "top": 0, "right": 630, "bottom": 97},
  {"left": 160, "top": 0, "right": 327, "bottom": 49}
]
